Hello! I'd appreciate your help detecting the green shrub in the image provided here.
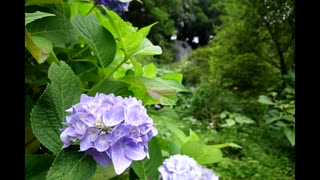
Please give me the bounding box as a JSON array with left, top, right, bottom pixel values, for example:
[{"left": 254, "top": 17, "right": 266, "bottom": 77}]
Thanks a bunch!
[{"left": 207, "top": 125, "right": 295, "bottom": 180}]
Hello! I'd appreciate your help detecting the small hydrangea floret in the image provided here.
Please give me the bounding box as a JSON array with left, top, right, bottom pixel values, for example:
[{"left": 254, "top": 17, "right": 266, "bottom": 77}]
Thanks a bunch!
[
  {"left": 94, "top": 0, "right": 132, "bottom": 15},
  {"left": 158, "top": 154, "right": 219, "bottom": 180},
  {"left": 60, "top": 93, "right": 158, "bottom": 175}
]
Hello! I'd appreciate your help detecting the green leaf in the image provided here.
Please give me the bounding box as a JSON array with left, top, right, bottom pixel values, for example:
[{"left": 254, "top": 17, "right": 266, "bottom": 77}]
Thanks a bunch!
[
  {"left": 181, "top": 141, "right": 223, "bottom": 165},
  {"left": 90, "top": 165, "right": 117, "bottom": 180},
  {"left": 138, "top": 76, "right": 189, "bottom": 105},
  {"left": 131, "top": 38, "right": 162, "bottom": 57},
  {"left": 210, "top": 143, "right": 242, "bottom": 149},
  {"left": 219, "top": 111, "right": 228, "bottom": 119},
  {"left": 274, "top": 121, "right": 288, "bottom": 128},
  {"left": 25, "top": 0, "right": 63, "bottom": 6},
  {"left": 46, "top": 146, "right": 97, "bottom": 180},
  {"left": 131, "top": 58, "right": 143, "bottom": 76},
  {"left": 26, "top": 9, "right": 78, "bottom": 45},
  {"left": 71, "top": 14, "right": 116, "bottom": 69},
  {"left": 25, "top": 154, "right": 55, "bottom": 180},
  {"left": 283, "top": 127, "right": 295, "bottom": 146},
  {"left": 164, "top": 120, "right": 187, "bottom": 144},
  {"left": 25, "top": 11, "right": 56, "bottom": 26},
  {"left": 219, "top": 119, "right": 236, "bottom": 128},
  {"left": 197, "top": 146, "right": 223, "bottom": 165},
  {"left": 25, "top": 30, "right": 52, "bottom": 64},
  {"left": 142, "top": 63, "right": 157, "bottom": 78},
  {"left": 160, "top": 73, "right": 183, "bottom": 83},
  {"left": 184, "top": 129, "right": 199, "bottom": 143},
  {"left": 67, "top": 0, "right": 95, "bottom": 18},
  {"left": 131, "top": 138, "right": 163, "bottom": 180},
  {"left": 258, "top": 95, "right": 275, "bottom": 105},
  {"left": 233, "top": 114, "right": 255, "bottom": 124},
  {"left": 87, "top": 79, "right": 133, "bottom": 97},
  {"left": 97, "top": 9, "right": 158, "bottom": 58},
  {"left": 148, "top": 106, "right": 180, "bottom": 122},
  {"left": 118, "top": 75, "right": 188, "bottom": 105},
  {"left": 168, "top": 138, "right": 182, "bottom": 155},
  {"left": 30, "top": 61, "right": 83, "bottom": 154}
]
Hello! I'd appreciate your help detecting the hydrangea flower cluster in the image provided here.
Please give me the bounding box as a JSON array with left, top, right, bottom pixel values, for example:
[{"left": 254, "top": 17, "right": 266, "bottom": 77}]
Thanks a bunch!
[
  {"left": 94, "top": 0, "right": 132, "bottom": 15},
  {"left": 158, "top": 154, "right": 219, "bottom": 180},
  {"left": 59, "top": 93, "right": 158, "bottom": 175}
]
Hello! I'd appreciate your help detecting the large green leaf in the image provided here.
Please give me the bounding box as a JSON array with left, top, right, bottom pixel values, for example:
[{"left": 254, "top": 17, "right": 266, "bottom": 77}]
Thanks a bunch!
[
  {"left": 258, "top": 95, "right": 275, "bottom": 105},
  {"left": 160, "top": 73, "right": 183, "bottom": 83},
  {"left": 131, "top": 58, "right": 143, "bottom": 76},
  {"left": 118, "top": 75, "right": 188, "bottom": 105},
  {"left": 116, "top": 75, "right": 151, "bottom": 104},
  {"left": 164, "top": 120, "right": 187, "bottom": 145},
  {"left": 131, "top": 137, "right": 163, "bottom": 180},
  {"left": 71, "top": 14, "right": 116, "bottom": 69},
  {"left": 131, "top": 38, "right": 162, "bottom": 57},
  {"left": 25, "top": 0, "right": 63, "bottom": 6},
  {"left": 87, "top": 79, "right": 133, "bottom": 97},
  {"left": 283, "top": 126, "right": 295, "bottom": 146},
  {"left": 26, "top": 8, "right": 78, "bottom": 45},
  {"left": 184, "top": 129, "right": 199, "bottom": 142},
  {"left": 67, "top": 0, "right": 95, "bottom": 19},
  {"left": 91, "top": 165, "right": 117, "bottom": 180},
  {"left": 46, "top": 146, "right": 96, "bottom": 180},
  {"left": 30, "top": 61, "right": 83, "bottom": 154},
  {"left": 96, "top": 9, "right": 158, "bottom": 58},
  {"left": 139, "top": 76, "right": 189, "bottom": 105},
  {"left": 25, "top": 154, "right": 55, "bottom": 180},
  {"left": 142, "top": 63, "right": 157, "bottom": 78},
  {"left": 181, "top": 141, "right": 223, "bottom": 165},
  {"left": 25, "top": 11, "right": 56, "bottom": 26},
  {"left": 210, "top": 143, "right": 242, "bottom": 149},
  {"left": 25, "top": 30, "right": 52, "bottom": 64}
]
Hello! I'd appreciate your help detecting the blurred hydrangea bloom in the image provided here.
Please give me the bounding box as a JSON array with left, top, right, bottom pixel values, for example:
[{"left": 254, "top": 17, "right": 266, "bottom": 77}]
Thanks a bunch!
[
  {"left": 94, "top": 0, "right": 132, "bottom": 15},
  {"left": 158, "top": 154, "right": 219, "bottom": 180},
  {"left": 60, "top": 93, "right": 158, "bottom": 175}
]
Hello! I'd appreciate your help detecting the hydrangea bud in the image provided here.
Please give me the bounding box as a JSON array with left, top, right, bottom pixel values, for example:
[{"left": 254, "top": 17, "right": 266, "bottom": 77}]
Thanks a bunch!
[
  {"left": 158, "top": 154, "right": 219, "bottom": 180},
  {"left": 60, "top": 93, "right": 158, "bottom": 175},
  {"left": 94, "top": 0, "right": 132, "bottom": 15}
]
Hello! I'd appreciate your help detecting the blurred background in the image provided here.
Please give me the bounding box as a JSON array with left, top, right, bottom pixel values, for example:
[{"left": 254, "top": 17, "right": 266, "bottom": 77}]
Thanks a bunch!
[{"left": 126, "top": 0, "right": 295, "bottom": 179}]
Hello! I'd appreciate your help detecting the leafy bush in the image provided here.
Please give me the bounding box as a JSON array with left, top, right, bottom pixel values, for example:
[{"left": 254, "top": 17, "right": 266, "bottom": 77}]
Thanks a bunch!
[
  {"left": 188, "top": 82, "right": 241, "bottom": 121},
  {"left": 207, "top": 125, "right": 295, "bottom": 180},
  {"left": 258, "top": 71, "right": 295, "bottom": 146}
]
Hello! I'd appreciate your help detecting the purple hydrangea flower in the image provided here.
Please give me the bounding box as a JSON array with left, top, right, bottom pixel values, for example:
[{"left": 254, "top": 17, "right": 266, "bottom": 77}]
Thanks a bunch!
[
  {"left": 158, "top": 154, "right": 219, "bottom": 180},
  {"left": 60, "top": 93, "right": 158, "bottom": 175},
  {"left": 94, "top": 0, "right": 132, "bottom": 15}
]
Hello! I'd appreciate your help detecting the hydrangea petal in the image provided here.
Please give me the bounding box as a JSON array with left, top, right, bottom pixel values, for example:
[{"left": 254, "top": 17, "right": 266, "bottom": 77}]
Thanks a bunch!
[
  {"left": 109, "top": 124, "right": 131, "bottom": 142},
  {"left": 201, "top": 167, "right": 219, "bottom": 180},
  {"left": 78, "top": 112, "right": 96, "bottom": 126},
  {"left": 74, "top": 121, "right": 88, "bottom": 138},
  {"left": 111, "top": 138, "right": 133, "bottom": 175},
  {"left": 125, "top": 142, "right": 146, "bottom": 161},
  {"left": 80, "top": 93, "right": 93, "bottom": 103},
  {"left": 60, "top": 127, "right": 77, "bottom": 148},
  {"left": 102, "top": 104, "right": 125, "bottom": 126},
  {"left": 86, "top": 148, "right": 112, "bottom": 168},
  {"left": 80, "top": 136, "right": 94, "bottom": 151},
  {"left": 95, "top": 134, "right": 110, "bottom": 152},
  {"left": 158, "top": 154, "right": 206, "bottom": 180},
  {"left": 125, "top": 105, "right": 144, "bottom": 126},
  {"left": 79, "top": 127, "right": 100, "bottom": 151}
]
